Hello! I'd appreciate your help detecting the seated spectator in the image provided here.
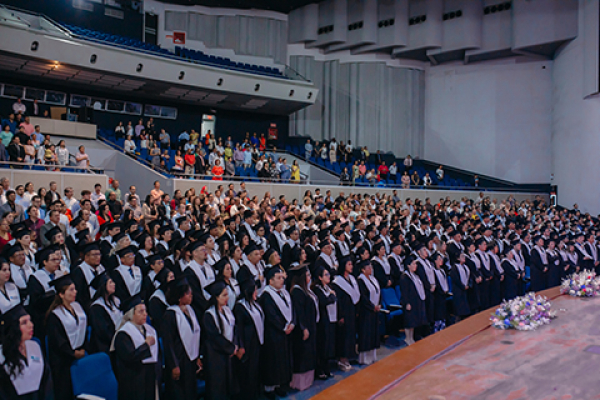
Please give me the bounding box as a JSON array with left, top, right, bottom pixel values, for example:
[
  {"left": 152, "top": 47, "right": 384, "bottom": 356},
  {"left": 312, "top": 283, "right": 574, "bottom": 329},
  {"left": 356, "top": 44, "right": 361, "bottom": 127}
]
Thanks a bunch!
[
  {"left": 123, "top": 195, "right": 143, "bottom": 223},
  {"left": 280, "top": 159, "right": 291, "bottom": 182},
  {"left": 305, "top": 139, "right": 313, "bottom": 160},
  {"left": 211, "top": 159, "right": 224, "bottom": 180},
  {"left": 423, "top": 173, "right": 432, "bottom": 186},
  {"left": 56, "top": 140, "right": 69, "bottom": 167},
  {"left": 340, "top": 167, "right": 351, "bottom": 186},
  {"left": 0, "top": 125, "right": 13, "bottom": 147},
  {"left": 401, "top": 171, "right": 410, "bottom": 189},
  {"left": 389, "top": 162, "right": 398, "bottom": 183},
  {"left": 411, "top": 171, "right": 421, "bottom": 186},
  {"left": 436, "top": 165, "right": 444, "bottom": 181},
  {"left": 115, "top": 122, "right": 126, "bottom": 138},
  {"left": 123, "top": 133, "right": 137, "bottom": 156}
]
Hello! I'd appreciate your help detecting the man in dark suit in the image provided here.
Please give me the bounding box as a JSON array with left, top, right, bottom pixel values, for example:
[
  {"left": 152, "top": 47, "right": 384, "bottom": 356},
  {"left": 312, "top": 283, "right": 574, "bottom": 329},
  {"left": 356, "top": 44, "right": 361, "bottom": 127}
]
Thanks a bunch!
[
  {"left": 7, "top": 136, "right": 25, "bottom": 168},
  {"left": 40, "top": 210, "right": 67, "bottom": 247}
]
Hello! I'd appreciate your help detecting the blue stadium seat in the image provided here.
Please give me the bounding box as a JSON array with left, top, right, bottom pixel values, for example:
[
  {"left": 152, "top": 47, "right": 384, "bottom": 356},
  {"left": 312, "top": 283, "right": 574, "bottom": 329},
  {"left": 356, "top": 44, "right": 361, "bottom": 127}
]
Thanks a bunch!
[{"left": 71, "top": 353, "right": 118, "bottom": 400}]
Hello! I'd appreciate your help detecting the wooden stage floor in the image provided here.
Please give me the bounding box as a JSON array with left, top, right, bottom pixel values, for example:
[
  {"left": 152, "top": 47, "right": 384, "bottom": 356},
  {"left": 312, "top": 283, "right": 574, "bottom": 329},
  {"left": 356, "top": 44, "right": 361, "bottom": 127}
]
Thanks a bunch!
[{"left": 312, "top": 287, "right": 600, "bottom": 400}]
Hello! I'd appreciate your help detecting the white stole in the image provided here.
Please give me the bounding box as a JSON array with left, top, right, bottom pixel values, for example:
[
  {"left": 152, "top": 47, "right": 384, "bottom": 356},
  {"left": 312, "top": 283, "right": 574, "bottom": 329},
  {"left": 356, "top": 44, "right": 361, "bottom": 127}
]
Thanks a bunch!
[
  {"left": 0, "top": 340, "right": 44, "bottom": 395},
  {"left": 434, "top": 268, "right": 449, "bottom": 292},
  {"left": 534, "top": 246, "right": 548, "bottom": 264},
  {"left": 79, "top": 262, "right": 104, "bottom": 298},
  {"left": 206, "top": 306, "right": 235, "bottom": 342},
  {"left": 186, "top": 260, "right": 215, "bottom": 300},
  {"left": 358, "top": 274, "right": 380, "bottom": 306},
  {"left": 32, "top": 270, "right": 55, "bottom": 293},
  {"left": 418, "top": 258, "right": 436, "bottom": 285},
  {"left": 332, "top": 275, "right": 360, "bottom": 305},
  {"left": 407, "top": 271, "right": 426, "bottom": 300},
  {"left": 239, "top": 299, "right": 264, "bottom": 345},
  {"left": 455, "top": 263, "right": 470, "bottom": 287},
  {"left": 373, "top": 256, "right": 391, "bottom": 275},
  {"left": 262, "top": 285, "right": 293, "bottom": 329},
  {"left": 10, "top": 263, "right": 32, "bottom": 289},
  {"left": 389, "top": 253, "right": 404, "bottom": 273},
  {"left": 168, "top": 305, "right": 201, "bottom": 361},
  {"left": 53, "top": 302, "right": 87, "bottom": 350},
  {"left": 0, "top": 282, "right": 20, "bottom": 313},
  {"left": 112, "top": 322, "right": 158, "bottom": 364},
  {"left": 115, "top": 265, "right": 142, "bottom": 297},
  {"left": 317, "top": 284, "right": 337, "bottom": 322},
  {"left": 149, "top": 289, "right": 167, "bottom": 306},
  {"left": 91, "top": 297, "right": 123, "bottom": 329}
]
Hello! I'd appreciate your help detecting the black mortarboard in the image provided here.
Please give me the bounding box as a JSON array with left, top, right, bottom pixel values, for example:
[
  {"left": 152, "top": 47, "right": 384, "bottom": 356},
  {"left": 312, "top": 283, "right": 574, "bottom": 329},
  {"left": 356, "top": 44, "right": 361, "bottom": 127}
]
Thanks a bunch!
[
  {"left": 475, "top": 238, "right": 486, "bottom": 247},
  {"left": 213, "top": 258, "right": 230, "bottom": 275},
  {"left": 414, "top": 243, "right": 426, "bottom": 252},
  {"left": 13, "top": 228, "right": 31, "bottom": 240},
  {"left": 318, "top": 229, "right": 329, "bottom": 241},
  {"left": 176, "top": 216, "right": 188, "bottom": 225},
  {"left": 9, "top": 222, "right": 26, "bottom": 234},
  {"left": 4, "top": 244, "right": 23, "bottom": 258},
  {"left": 263, "top": 248, "right": 277, "bottom": 262},
  {"left": 113, "top": 231, "right": 127, "bottom": 243},
  {"left": 70, "top": 216, "right": 83, "bottom": 227},
  {"left": 147, "top": 220, "right": 161, "bottom": 232},
  {"left": 120, "top": 294, "right": 143, "bottom": 312},
  {"left": 36, "top": 244, "right": 59, "bottom": 265},
  {"left": 288, "top": 263, "right": 308, "bottom": 277},
  {"left": 284, "top": 227, "right": 297, "bottom": 237},
  {"left": 264, "top": 266, "right": 281, "bottom": 281},
  {"left": 44, "top": 226, "right": 62, "bottom": 241},
  {"left": 272, "top": 219, "right": 283, "bottom": 227},
  {"left": 1, "top": 304, "right": 27, "bottom": 326},
  {"left": 239, "top": 274, "right": 257, "bottom": 294},
  {"left": 187, "top": 240, "right": 205, "bottom": 253},
  {"left": 117, "top": 245, "right": 136, "bottom": 258},
  {"left": 50, "top": 274, "right": 74, "bottom": 292},
  {"left": 284, "top": 215, "right": 295, "bottom": 223},
  {"left": 244, "top": 243, "right": 259, "bottom": 255},
  {"left": 102, "top": 221, "right": 122, "bottom": 233},
  {"left": 147, "top": 254, "right": 163, "bottom": 264},
  {"left": 243, "top": 210, "right": 254, "bottom": 219},
  {"left": 125, "top": 219, "right": 138, "bottom": 230},
  {"left": 357, "top": 259, "right": 371, "bottom": 271},
  {"left": 90, "top": 273, "right": 109, "bottom": 291},
  {"left": 205, "top": 280, "right": 228, "bottom": 298},
  {"left": 158, "top": 225, "right": 173, "bottom": 235}
]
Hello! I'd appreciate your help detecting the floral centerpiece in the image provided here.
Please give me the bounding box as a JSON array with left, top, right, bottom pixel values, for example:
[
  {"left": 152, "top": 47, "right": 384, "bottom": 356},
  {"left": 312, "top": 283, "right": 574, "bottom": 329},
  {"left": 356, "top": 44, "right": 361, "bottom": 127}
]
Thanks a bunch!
[
  {"left": 490, "top": 292, "right": 556, "bottom": 331},
  {"left": 560, "top": 269, "right": 600, "bottom": 297}
]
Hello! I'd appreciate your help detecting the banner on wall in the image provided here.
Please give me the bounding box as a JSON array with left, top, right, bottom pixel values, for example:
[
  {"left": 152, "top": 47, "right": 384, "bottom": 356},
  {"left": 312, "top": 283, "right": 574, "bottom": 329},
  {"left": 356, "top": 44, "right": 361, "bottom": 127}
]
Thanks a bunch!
[
  {"left": 166, "top": 31, "right": 185, "bottom": 45},
  {"left": 268, "top": 123, "right": 278, "bottom": 140}
]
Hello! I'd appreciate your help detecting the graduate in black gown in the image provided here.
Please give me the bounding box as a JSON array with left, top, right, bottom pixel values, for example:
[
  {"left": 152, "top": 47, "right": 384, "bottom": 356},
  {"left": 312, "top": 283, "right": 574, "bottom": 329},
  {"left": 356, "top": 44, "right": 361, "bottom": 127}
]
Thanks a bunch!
[
  {"left": 430, "top": 252, "right": 450, "bottom": 332},
  {"left": 233, "top": 276, "right": 264, "bottom": 400},
  {"left": 148, "top": 267, "right": 174, "bottom": 334},
  {"left": 502, "top": 245, "right": 521, "bottom": 301},
  {"left": 356, "top": 260, "right": 381, "bottom": 365},
  {"left": 71, "top": 241, "right": 106, "bottom": 313},
  {"left": 331, "top": 256, "right": 358, "bottom": 371},
  {"left": 258, "top": 266, "right": 295, "bottom": 399},
  {"left": 111, "top": 294, "right": 160, "bottom": 400},
  {"left": 27, "top": 246, "right": 60, "bottom": 345},
  {"left": 450, "top": 253, "right": 472, "bottom": 319},
  {"left": 312, "top": 266, "right": 337, "bottom": 380},
  {"left": 488, "top": 241, "right": 505, "bottom": 306},
  {"left": 142, "top": 254, "right": 166, "bottom": 303},
  {"left": 546, "top": 238, "right": 562, "bottom": 288},
  {"left": 371, "top": 243, "right": 394, "bottom": 290},
  {"left": 400, "top": 256, "right": 427, "bottom": 345},
  {"left": 111, "top": 245, "right": 143, "bottom": 301},
  {"left": 530, "top": 235, "right": 549, "bottom": 292},
  {"left": 45, "top": 275, "right": 87, "bottom": 400},
  {"left": 162, "top": 277, "right": 202, "bottom": 400},
  {"left": 288, "top": 263, "right": 318, "bottom": 391},
  {"left": 203, "top": 280, "right": 242, "bottom": 400},
  {"left": 88, "top": 273, "right": 123, "bottom": 354},
  {"left": 0, "top": 305, "right": 52, "bottom": 400}
]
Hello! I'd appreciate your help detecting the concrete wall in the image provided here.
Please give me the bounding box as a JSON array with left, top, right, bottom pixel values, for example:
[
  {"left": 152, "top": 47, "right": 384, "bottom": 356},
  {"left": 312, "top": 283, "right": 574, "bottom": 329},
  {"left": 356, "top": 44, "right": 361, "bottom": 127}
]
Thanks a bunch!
[{"left": 0, "top": 168, "right": 108, "bottom": 197}]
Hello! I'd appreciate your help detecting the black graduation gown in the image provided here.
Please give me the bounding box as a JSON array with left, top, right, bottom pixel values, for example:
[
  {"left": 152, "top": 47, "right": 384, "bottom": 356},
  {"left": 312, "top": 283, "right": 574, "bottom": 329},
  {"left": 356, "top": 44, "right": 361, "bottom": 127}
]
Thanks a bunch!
[
  {"left": 357, "top": 278, "right": 380, "bottom": 353},
  {"left": 529, "top": 248, "right": 548, "bottom": 292},
  {"left": 258, "top": 291, "right": 295, "bottom": 387},
  {"left": 156, "top": 242, "right": 170, "bottom": 258},
  {"left": 489, "top": 256, "right": 504, "bottom": 307},
  {"left": 502, "top": 260, "right": 521, "bottom": 301},
  {"left": 27, "top": 276, "right": 54, "bottom": 343},
  {"left": 148, "top": 293, "right": 168, "bottom": 335},
  {"left": 449, "top": 265, "right": 471, "bottom": 317},
  {"left": 281, "top": 243, "right": 297, "bottom": 270},
  {"left": 331, "top": 278, "right": 357, "bottom": 360},
  {"left": 432, "top": 270, "right": 448, "bottom": 321},
  {"left": 46, "top": 311, "right": 86, "bottom": 400},
  {"left": 387, "top": 256, "right": 404, "bottom": 287},
  {"left": 290, "top": 287, "right": 317, "bottom": 374},
  {"left": 476, "top": 253, "right": 493, "bottom": 310},
  {"left": 142, "top": 275, "right": 159, "bottom": 304},
  {"left": 547, "top": 251, "right": 562, "bottom": 288},
  {"left": 400, "top": 273, "right": 428, "bottom": 328},
  {"left": 314, "top": 256, "right": 334, "bottom": 275},
  {"left": 304, "top": 244, "right": 318, "bottom": 267},
  {"left": 464, "top": 256, "right": 481, "bottom": 312},
  {"left": 233, "top": 303, "right": 263, "bottom": 400},
  {"left": 0, "top": 343, "right": 53, "bottom": 400},
  {"left": 88, "top": 302, "right": 117, "bottom": 354},
  {"left": 135, "top": 253, "right": 150, "bottom": 275},
  {"left": 202, "top": 309, "right": 239, "bottom": 400},
  {"left": 71, "top": 265, "right": 95, "bottom": 313},
  {"left": 111, "top": 267, "right": 141, "bottom": 302},
  {"left": 267, "top": 233, "right": 283, "bottom": 255},
  {"left": 416, "top": 260, "right": 434, "bottom": 324},
  {"left": 314, "top": 285, "right": 336, "bottom": 375},
  {"left": 162, "top": 308, "right": 198, "bottom": 400},
  {"left": 113, "top": 330, "right": 159, "bottom": 400},
  {"left": 447, "top": 242, "right": 463, "bottom": 264},
  {"left": 183, "top": 267, "right": 210, "bottom": 318},
  {"left": 372, "top": 259, "right": 393, "bottom": 290}
]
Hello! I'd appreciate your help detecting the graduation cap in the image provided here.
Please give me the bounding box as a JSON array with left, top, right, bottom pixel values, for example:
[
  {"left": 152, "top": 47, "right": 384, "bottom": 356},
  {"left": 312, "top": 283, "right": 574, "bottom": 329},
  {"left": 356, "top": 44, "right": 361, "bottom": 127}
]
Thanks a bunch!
[
  {"left": 147, "top": 220, "right": 161, "bottom": 232},
  {"left": 365, "top": 225, "right": 376, "bottom": 234},
  {"left": 213, "top": 258, "right": 230, "bottom": 275},
  {"left": 117, "top": 245, "right": 136, "bottom": 258},
  {"left": 75, "top": 229, "right": 90, "bottom": 242},
  {"left": 90, "top": 273, "right": 109, "bottom": 291},
  {"left": 187, "top": 240, "right": 205, "bottom": 253},
  {"left": 36, "top": 244, "right": 59, "bottom": 265},
  {"left": 224, "top": 217, "right": 235, "bottom": 226},
  {"left": 0, "top": 304, "right": 27, "bottom": 326},
  {"left": 475, "top": 238, "right": 486, "bottom": 247},
  {"left": 319, "top": 239, "right": 332, "bottom": 250},
  {"left": 50, "top": 274, "right": 74, "bottom": 292},
  {"left": 125, "top": 219, "right": 139, "bottom": 230},
  {"left": 4, "top": 244, "right": 23, "bottom": 258},
  {"left": 70, "top": 216, "right": 84, "bottom": 228},
  {"left": 174, "top": 238, "right": 190, "bottom": 253},
  {"left": 208, "top": 223, "right": 219, "bottom": 232},
  {"left": 121, "top": 294, "right": 143, "bottom": 313},
  {"left": 243, "top": 210, "right": 254, "bottom": 220},
  {"left": 301, "top": 229, "right": 316, "bottom": 242},
  {"left": 284, "top": 226, "right": 297, "bottom": 237},
  {"left": 155, "top": 267, "right": 171, "bottom": 286},
  {"left": 463, "top": 238, "right": 474, "bottom": 248},
  {"left": 102, "top": 221, "right": 122, "bottom": 233},
  {"left": 9, "top": 222, "right": 27, "bottom": 234},
  {"left": 288, "top": 263, "right": 308, "bottom": 278},
  {"left": 166, "top": 276, "right": 190, "bottom": 303},
  {"left": 414, "top": 242, "right": 426, "bottom": 252},
  {"left": 404, "top": 255, "right": 417, "bottom": 268},
  {"left": 284, "top": 215, "right": 295, "bottom": 223},
  {"left": 147, "top": 254, "right": 163, "bottom": 265},
  {"left": 205, "top": 279, "right": 228, "bottom": 299},
  {"left": 264, "top": 266, "right": 282, "bottom": 281},
  {"left": 272, "top": 219, "right": 283, "bottom": 228},
  {"left": 340, "top": 222, "right": 349, "bottom": 229},
  {"left": 357, "top": 259, "right": 371, "bottom": 271},
  {"left": 318, "top": 229, "right": 330, "bottom": 242},
  {"left": 244, "top": 243, "right": 259, "bottom": 256},
  {"left": 13, "top": 228, "right": 31, "bottom": 240},
  {"left": 216, "top": 234, "right": 229, "bottom": 247},
  {"left": 44, "top": 226, "right": 62, "bottom": 242},
  {"left": 158, "top": 225, "right": 173, "bottom": 235},
  {"left": 238, "top": 274, "right": 257, "bottom": 295},
  {"left": 175, "top": 216, "right": 188, "bottom": 225},
  {"left": 112, "top": 231, "right": 127, "bottom": 243},
  {"left": 263, "top": 248, "right": 277, "bottom": 262}
]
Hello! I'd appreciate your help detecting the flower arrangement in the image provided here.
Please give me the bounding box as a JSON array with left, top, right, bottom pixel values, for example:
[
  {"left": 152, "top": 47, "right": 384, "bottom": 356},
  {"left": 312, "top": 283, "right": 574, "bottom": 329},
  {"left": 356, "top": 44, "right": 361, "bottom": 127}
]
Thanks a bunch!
[
  {"left": 560, "top": 269, "right": 600, "bottom": 297},
  {"left": 490, "top": 292, "right": 556, "bottom": 331}
]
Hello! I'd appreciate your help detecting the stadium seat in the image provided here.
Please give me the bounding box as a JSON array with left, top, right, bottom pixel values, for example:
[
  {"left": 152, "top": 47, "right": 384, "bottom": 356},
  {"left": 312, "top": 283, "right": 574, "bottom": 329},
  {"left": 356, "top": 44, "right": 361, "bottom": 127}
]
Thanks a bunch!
[{"left": 71, "top": 353, "right": 118, "bottom": 400}]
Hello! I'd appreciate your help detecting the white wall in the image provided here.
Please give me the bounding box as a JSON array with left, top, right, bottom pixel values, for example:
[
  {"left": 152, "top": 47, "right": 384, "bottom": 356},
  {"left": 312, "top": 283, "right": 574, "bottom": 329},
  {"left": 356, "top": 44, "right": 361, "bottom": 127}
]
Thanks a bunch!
[
  {"left": 552, "top": 0, "right": 600, "bottom": 214},
  {"left": 424, "top": 57, "right": 553, "bottom": 183}
]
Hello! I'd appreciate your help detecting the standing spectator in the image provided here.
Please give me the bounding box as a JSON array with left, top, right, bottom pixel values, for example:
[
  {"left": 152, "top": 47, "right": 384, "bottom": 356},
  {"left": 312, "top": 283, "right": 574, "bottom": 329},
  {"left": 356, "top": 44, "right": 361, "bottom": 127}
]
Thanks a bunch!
[
  {"left": 178, "top": 130, "right": 190, "bottom": 150},
  {"left": 124, "top": 135, "right": 136, "bottom": 156},
  {"left": 474, "top": 174, "right": 480, "bottom": 187},
  {"left": 436, "top": 165, "right": 444, "bottom": 182},
  {"left": 115, "top": 122, "right": 126, "bottom": 138},
  {"left": 195, "top": 148, "right": 207, "bottom": 176},
  {"left": 259, "top": 133, "right": 267, "bottom": 151},
  {"left": 340, "top": 167, "right": 351, "bottom": 186},
  {"left": 320, "top": 144, "right": 328, "bottom": 162},
  {"left": 378, "top": 161, "right": 389, "bottom": 182},
  {"left": 184, "top": 149, "right": 196, "bottom": 177},
  {"left": 63, "top": 187, "right": 76, "bottom": 211},
  {"left": 159, "top": 129, "right": 170, "bottom": 149},
  {"left": 8, "top": 137, "right": 25, "bottom": 168},
  {"left": 212, "top": 159, "right": 224, "bottom": 180},
  {"left": 280, "top": 159, "right": 291, "bottom": 182},
  {"left": 172, "top": 150, "right": 184, "bottom": 175},
  {"left": 329, "top": 141, "right": 337, "bottom": 163},
  {"left": 224, "top": 142, "right": 233, "bottom": 162},
  {"left": 125, "top": 121, "right": 134, "bottom": 137},
  {"left": 105, "top": 180, "right": 122, "bottom": 202},
  {"left": 411, "top": 170, "right": 421, "bottom": 187},
  {"left": 358, "top": 161, "right": 366, "bottom": 178},
  {"left": 345, "top": 140, "right": 353, "bottom": 163},
  {"left": 32, "top": 99, "right": 40, "bottom": 116},
  {"left": 375, "top": 150, "right": 383, "bottom": 166},
  {"left": 56, "top": 140, "right": 69, "bottom": 167},
  {"left": 291, "top": 160, "right": 300, "bottom": 183},
  {"left": 404, "top": 155, "right": 413, "bottom": 173},
  {"left": 401, "top": 171, "right": 410, "bottom": 189},
  {"left": 250, "top": 132, "right": 259, "bottom": 147},
  {"left": 90, "top": 184, "right": 106, "bottom": 209},
  {"left": 305, "top": 139, "right": 313, "bottom": 160},
  {"left": 150, "top": 142, "right": 161, "bottom": 170},
  {"left": 207, "top": 132, "right": 216, "bottom": 151},
  {"left": 243, "top": 147, "right": 252, "bottom": 169},
  {"left": 389, "top": 161, "right": 398, "bottom": 183},
  {"left": 23, "top": 138, "right": 35, "bottom": 167},
  {"left": 12, "top": 98, "right": 26, "bottom": 115},
  {"left": 189, "top": 129, "right": 200, "bottom": 147},
  {"left": 0, "top": 125, "right": 13, "bottom": 147},
  {"left": 234, "top": 144, "right": 244, "bottom": 167},
  {"left": 224, "top": 158, "right": 235, "bottom": 177},
  {"left": 0, "top": 190, "right": 25, "bottom": 222},
  {"left": 75, "top": 145, "right": 90, "bottom": 170},
  {"left": 134, "top": 119, "right": 144, "bottom": 137}
]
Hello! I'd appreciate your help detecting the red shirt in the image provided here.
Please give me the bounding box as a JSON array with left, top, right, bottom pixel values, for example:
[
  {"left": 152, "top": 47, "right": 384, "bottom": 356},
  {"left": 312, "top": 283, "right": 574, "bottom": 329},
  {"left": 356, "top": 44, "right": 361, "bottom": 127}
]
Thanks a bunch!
[
  {"left": 185, "top": 154, "right": 196, "bottom": 166},
  {"left": 378, "top": 165, "right": 389, "bottom": 175}
]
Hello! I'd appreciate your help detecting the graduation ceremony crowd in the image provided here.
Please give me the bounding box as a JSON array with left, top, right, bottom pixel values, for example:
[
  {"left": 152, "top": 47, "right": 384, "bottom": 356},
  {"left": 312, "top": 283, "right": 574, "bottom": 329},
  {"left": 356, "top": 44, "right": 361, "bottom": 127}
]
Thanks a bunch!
[{"left": 0, "top": 177, "right": 594, "bottom": 400}]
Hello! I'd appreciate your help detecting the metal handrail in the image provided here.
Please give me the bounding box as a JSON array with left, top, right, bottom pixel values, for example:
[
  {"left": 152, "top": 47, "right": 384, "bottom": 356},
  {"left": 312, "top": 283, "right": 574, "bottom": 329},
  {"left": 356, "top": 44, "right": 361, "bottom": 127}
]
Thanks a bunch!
[{"left": 97, "top": 136, "right": 168, "bottom": 174}]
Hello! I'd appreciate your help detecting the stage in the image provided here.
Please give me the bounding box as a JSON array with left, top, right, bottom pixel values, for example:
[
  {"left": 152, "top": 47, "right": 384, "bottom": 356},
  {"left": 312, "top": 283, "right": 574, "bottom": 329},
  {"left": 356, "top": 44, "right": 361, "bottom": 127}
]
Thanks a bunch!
[{"left": 314, "top": 287, "right": 600, "bottom": 400}]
